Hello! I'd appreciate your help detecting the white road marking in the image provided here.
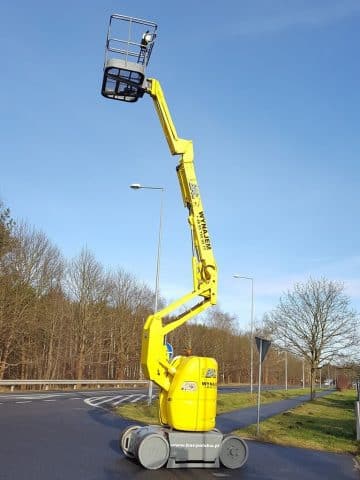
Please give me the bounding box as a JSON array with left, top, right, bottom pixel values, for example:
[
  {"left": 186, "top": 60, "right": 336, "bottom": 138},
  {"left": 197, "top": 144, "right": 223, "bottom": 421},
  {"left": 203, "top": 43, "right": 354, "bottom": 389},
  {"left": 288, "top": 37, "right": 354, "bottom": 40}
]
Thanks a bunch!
[
  {"left": 84, "top": 393, "right": 148, "bottom": 408},
  {"left": 0, "top": 389, "right": 145, "bottom": 401},
  {"left": 83, "top": 396, "right": 109, "bottom": 406},
  {"left": 0, "top": 391, "right": 148, "bottom": 407},
  {"left": 114, "top": 394, "right": 143, "bottom": 405},
  {"left": 0, "top": 389, "right": 149, "bottom": 408},
  {"left": 92, "top": 395, "right": 125, "bottom": 406},
  {"left": 130, "top": 394, "right": 146, "bottom": 403},
  {"left": 84, "top": 396, "right": 108, "bottom": 407},
  {"left": 0, "top": 393, "right": 64, "bottom": 400},
  {"left": 112, "top": 396, "right": 130, "bottom": 405}
]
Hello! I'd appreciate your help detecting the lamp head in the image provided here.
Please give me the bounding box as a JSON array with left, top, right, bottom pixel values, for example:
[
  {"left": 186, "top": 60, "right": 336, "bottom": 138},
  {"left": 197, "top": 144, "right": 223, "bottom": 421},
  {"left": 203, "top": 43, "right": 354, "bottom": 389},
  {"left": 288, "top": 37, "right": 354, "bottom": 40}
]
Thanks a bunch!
[{"left": 142, "top": 31, "right": 155, "bottom": 44}]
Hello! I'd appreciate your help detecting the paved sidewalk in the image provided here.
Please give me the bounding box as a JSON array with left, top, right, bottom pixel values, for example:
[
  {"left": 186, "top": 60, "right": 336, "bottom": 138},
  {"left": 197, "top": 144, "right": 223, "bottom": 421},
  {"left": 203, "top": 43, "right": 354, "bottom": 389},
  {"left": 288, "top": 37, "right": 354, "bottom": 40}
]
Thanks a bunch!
[{"left": 216, "top": 390, "right": 333, "bottom": 432}]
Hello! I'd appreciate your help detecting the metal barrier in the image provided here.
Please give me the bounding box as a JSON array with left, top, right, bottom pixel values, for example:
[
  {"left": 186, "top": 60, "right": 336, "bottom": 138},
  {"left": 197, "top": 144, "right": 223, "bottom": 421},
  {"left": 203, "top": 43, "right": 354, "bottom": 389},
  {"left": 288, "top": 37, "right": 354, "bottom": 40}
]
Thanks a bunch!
[{"left": 0, "top": 379, "right": 148, "bottom": 391}]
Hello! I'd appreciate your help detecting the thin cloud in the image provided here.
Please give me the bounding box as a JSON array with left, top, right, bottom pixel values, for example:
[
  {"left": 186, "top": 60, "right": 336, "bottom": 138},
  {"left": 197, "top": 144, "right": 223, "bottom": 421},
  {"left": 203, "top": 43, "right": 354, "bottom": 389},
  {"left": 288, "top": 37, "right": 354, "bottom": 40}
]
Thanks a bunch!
[
  {"left": 232, "top": 2, "right": 360, "bottom": 36},
  {"left": 343, "top": 279, "right": 360, "bottom": 298},
  {"left": 159, "top": 255, "right": 360, "bottom": 322},
  {"left": 255, "top": 275, "right": 360, "bottom": 300}
]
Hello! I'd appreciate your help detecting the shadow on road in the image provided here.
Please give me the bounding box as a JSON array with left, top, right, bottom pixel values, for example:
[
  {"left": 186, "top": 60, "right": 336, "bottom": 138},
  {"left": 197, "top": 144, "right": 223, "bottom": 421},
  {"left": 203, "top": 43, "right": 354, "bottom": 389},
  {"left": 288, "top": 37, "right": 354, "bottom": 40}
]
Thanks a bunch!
[{"left": 87, "top": 404, "right": 139, "bottom": 430}]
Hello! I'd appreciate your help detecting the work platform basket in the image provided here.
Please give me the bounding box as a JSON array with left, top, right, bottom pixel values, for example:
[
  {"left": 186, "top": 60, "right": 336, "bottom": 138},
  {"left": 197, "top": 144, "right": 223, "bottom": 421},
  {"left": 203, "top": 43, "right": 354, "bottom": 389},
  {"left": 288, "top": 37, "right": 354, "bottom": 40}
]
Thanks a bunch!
[{"left": 101, "top": 14, "right": 157, "bottom": 102}]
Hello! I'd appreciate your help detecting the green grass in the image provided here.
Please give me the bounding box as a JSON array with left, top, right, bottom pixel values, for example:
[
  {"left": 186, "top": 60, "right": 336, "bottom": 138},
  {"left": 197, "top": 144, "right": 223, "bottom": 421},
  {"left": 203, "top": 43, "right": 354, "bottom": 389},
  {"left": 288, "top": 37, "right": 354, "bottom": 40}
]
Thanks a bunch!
[
  {"left": 116, "top": 388, "right": 315, "bottom": 423},
  {"left": 235, "top": 390, "right": 360, "bottom": 458},
  {"left": 117, "top": 399, "right": 160, "bottom": 424}
]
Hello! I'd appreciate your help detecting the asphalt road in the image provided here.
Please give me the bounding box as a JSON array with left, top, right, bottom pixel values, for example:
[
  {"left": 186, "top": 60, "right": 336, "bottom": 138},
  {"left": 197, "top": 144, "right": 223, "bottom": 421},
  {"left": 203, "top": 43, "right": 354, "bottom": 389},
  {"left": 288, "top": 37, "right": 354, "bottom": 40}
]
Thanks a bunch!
[{"left": 0, "top": 389, "right": 358, "bottom": 480}]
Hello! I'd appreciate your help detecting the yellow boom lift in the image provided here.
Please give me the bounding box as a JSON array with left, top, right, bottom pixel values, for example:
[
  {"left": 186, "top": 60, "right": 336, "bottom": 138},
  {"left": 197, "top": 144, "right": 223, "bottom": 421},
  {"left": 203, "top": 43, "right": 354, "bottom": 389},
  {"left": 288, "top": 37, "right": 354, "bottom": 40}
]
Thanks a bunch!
[{"left": 101, "top": 14, "right": 248, "bottom": 470}]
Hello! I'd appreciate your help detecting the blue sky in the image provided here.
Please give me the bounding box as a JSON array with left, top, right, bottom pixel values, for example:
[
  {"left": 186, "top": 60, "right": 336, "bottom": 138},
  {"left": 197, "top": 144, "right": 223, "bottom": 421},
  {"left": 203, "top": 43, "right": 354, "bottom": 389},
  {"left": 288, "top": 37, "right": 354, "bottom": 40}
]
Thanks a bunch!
[{"left": 1, "top": 1, "right": 359, "bottom": 329}]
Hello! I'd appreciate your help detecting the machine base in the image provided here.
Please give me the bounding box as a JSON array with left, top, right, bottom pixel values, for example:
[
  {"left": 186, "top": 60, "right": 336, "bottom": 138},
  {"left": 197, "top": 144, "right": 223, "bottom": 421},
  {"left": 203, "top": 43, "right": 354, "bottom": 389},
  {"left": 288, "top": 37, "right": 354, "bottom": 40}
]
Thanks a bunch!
[{"left": 120, "top": 425, "right": 248, "bottom": 470}]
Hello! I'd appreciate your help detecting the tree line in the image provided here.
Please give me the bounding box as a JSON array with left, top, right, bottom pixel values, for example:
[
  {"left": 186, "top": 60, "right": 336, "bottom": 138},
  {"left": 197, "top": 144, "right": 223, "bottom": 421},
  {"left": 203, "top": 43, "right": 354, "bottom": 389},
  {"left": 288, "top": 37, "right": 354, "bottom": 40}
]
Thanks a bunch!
[{"left": 0, "top": 201, "right": 358, "bottom": 386}]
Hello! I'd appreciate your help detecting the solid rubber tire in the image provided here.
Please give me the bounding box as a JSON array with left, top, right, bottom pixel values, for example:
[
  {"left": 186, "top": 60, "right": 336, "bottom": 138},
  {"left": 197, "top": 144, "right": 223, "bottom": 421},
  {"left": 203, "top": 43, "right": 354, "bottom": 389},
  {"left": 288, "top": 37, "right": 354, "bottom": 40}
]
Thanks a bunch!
[
  {"left": 219, "top": 435, "right": 248, "bottom": 469},
  {"left": 119, "top": 425, "right": 141, "bottom": 458},
  {"left": 137, "top": 432, "right": 169, "bottom": 470}
]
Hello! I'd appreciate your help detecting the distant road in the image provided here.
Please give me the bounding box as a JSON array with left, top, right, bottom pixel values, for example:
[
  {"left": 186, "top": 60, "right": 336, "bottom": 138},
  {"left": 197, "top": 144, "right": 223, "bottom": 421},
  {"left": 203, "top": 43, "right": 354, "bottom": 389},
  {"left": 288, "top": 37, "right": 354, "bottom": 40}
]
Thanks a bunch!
[
  {"left": 0, "top": 384, "right": 318, "bottom": 409},
  {"left": 0, "top": 386, "right": 356, "bottom": 480},
  {"left": 0, "top": 387, "right": 148, "bottom": 409},
  {"left": 0, "top": 383, "right": 329, "bottom": 406}
]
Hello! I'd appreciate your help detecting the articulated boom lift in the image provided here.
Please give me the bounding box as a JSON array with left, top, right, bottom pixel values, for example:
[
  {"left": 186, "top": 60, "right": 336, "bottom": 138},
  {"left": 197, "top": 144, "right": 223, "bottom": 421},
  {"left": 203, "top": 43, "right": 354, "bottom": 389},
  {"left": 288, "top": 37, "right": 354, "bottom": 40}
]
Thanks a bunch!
[{"left": 101, "top": 14, "right": 248, "bottom": 470}]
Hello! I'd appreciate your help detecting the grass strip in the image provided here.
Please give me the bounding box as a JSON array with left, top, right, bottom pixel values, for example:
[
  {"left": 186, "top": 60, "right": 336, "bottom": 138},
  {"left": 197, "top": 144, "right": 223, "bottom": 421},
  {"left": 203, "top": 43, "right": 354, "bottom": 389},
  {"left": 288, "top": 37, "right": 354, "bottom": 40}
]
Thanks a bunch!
[
  {"left": 117, "top": 400, "right": 160, "bottom": 425},
  {"left": 235, "top": 390, "right": 360, "bottom": 459},
  {"left": 116, "top": 388, "right": 316, "bottom": 423}
]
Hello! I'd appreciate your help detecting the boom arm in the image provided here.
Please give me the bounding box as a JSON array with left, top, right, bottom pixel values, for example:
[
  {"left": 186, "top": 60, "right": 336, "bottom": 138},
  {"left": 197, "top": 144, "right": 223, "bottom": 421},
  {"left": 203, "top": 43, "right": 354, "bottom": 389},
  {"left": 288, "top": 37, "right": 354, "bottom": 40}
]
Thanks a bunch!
[{"left": 140, "top": 79, "right": 218, "bottom": 391}]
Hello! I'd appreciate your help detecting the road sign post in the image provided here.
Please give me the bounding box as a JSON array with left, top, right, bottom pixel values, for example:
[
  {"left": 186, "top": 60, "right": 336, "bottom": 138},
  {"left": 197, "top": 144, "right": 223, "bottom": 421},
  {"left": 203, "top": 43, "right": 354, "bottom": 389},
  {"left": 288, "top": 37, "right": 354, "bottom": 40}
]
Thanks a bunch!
[{"left": 255, "top": 336, "right": 271, "bottom": 435}]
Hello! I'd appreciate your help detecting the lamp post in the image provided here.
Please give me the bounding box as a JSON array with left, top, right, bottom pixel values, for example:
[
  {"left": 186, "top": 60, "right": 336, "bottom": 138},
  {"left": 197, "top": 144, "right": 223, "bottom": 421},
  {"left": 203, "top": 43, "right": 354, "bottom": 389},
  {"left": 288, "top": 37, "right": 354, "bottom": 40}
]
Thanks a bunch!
[
  {"left": 233, "top": 275, "right": 254, "bottom": 394},
  {"left": 130, "top": 183, "right": 164, "bottom": 404}
]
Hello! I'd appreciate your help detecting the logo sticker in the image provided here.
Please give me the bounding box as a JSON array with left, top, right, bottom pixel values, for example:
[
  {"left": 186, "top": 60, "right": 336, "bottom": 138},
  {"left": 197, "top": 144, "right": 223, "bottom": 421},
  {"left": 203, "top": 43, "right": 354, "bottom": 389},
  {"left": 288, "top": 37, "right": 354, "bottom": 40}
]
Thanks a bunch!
[
  {"left": 203, "top": 368, "right": 217, "bottom": 378},
  {"left": 181, "top": 381, "right": 198, "bottom": 392},
  {"left": 189, "top": 182, "right": 199, "bottom": 198}
]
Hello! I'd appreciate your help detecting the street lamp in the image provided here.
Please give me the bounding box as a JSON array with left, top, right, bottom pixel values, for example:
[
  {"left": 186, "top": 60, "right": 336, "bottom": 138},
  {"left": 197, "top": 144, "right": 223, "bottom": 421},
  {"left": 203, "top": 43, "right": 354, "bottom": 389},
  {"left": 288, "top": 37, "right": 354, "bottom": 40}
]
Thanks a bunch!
[
  {"left": 233, "top": 275, "right": 254, "bottom": 394},
  {"left": 130, "top": 183, "right": 164, "bottom": 403}
]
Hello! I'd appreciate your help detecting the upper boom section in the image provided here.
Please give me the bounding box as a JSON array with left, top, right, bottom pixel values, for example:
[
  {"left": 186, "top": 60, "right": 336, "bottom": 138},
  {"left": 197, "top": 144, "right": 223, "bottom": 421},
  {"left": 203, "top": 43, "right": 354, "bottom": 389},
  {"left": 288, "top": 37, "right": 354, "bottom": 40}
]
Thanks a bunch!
[
  {"left": 146, "top": 79, "right": 190, "bottom": 156},
  {"left": 147, "top": 78, "right": 217, "bottom": 303}
]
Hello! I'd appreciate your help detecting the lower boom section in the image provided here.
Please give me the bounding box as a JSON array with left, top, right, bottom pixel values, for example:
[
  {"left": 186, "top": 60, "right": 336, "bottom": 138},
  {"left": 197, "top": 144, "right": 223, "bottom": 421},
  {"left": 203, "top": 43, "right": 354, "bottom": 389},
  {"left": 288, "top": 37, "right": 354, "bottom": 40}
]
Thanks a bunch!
[{"left": 120, "top": 424, "right": 248, "bottom": 470}]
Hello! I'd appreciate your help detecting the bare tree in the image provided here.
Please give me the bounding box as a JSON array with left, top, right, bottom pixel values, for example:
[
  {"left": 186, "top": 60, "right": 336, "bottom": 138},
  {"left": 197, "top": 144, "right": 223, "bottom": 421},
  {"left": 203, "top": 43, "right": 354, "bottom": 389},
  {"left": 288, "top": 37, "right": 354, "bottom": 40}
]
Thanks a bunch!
[
  {"left": 66, "top": 248, "right": 109, "bottom": 378},
  {"left": 0, "top": 201, "right": 15, "bottom": 259},
  {"left": 265, "top": 277, "right": 359, "bottom": 399},
  {"left": 107, "top": 269, "right": 153, "bottom": 379},
  {"left": 0, "top": 221, "right": 65, "bottom": 379},
  {"left": 2, "top": 222, "right": 64, "bottom": 294}
]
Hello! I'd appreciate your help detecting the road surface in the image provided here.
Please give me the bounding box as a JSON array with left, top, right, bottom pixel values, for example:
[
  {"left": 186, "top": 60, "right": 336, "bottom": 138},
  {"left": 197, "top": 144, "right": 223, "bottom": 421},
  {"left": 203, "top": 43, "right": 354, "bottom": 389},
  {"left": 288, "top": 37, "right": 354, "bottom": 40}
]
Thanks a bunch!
[{"left": 0, "top": 388, "right": 357, "bottom": 480}]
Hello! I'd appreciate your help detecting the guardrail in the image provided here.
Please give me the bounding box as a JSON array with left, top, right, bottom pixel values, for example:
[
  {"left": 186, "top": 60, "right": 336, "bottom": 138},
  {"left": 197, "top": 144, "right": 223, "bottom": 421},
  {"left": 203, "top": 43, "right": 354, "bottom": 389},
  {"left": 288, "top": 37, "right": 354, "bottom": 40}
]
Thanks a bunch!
[{"left": 0, "top": 379, "right": 149, "bottom": 391}]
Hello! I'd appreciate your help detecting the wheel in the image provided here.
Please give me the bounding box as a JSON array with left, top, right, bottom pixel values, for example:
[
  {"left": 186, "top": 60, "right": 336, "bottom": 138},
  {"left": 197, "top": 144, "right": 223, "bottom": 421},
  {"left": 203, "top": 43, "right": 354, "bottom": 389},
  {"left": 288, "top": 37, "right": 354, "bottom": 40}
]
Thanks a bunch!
[
  {"left": 119, "top": 425, "right": 141, "bottom": 458},
  {"left": 136, "top": 432, "right": 169, "bottom": 470},
  {"left": 219, "top": 435, "right": 248, "bottom": 469}
]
